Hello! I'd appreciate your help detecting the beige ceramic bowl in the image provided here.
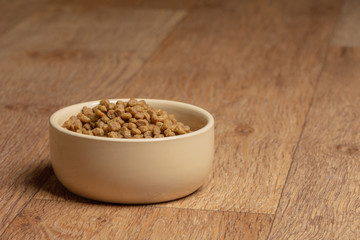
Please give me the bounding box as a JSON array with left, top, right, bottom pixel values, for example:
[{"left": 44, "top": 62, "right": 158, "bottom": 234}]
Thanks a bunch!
[{"left": 49, "top": 99, "right": 214, "bottom": 204}]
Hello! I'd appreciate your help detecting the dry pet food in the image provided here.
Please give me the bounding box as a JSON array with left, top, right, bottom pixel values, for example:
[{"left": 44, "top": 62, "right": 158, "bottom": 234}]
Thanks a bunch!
[{"left": 62, "top": 99, "right": 192, "bottom": 138}]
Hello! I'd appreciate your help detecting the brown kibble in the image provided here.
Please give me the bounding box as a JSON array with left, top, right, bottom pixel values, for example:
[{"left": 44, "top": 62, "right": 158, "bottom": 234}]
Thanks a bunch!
[
  {"left": 120, "top": 112, "right": 131, "bottom": 120},
  {"left": 144, "top": 112, "right": 150, "bottom": 121},
  {"left": 82, "top": 106, "right": 94, "bottom": 116},
  {"left": 119, "top": 127, "right": 131, "bottom": 138},
  {"left": 129, "top": 118, "right": 137, "bottom": 124},
  {"left": 63, "top": 99, "right": 192, "bottom": 138},
  {"left": 156, "top": 122, "right": 163, "bottom": 129},
  {"left": 100, "top": 99, "right": 110, "bottom": 107},
  {"left": 128, "top": 107, "right": 137, "bottom": 116},
  {"left": 95, "top": 109, "right": 105, "bottom": 117},
  {"left": 128, "top": 122, "right": 137, "bottom": 130},
  {"left": 78, "top": 113, "right": 91, "bottom": 123},
  {"left": 107, "top": 110, "right": 116, "bottom": 119},
  {"left": 175, "top": 125, "right": 186, "bottom": 135},
  {"left": 131, "top": 128, "right": 141, "bottom": 135},
  {"left": 108, "top": 103, "right": 116, "bottom": 110},
  {"left": 101, "top": 115, "right": 110, "bottom": 123},
  {"left": 108, "top": 120, "right": 121, "bottom": 131},
  {"left": 136, "top": 119, "right": 148, "bottom": 127},
  {"left": 138, "top": 125, "right": 148, "bottom": 133},
  {"left": 98, "top": 104, "right": 107, "bottom": 112},
  {"left": 83, "top": 123, "right": 91, "bottom": 130},
  {"left": 92, "top": 128, "right": 104, "bottom": 136},
  {"left": 134, "top": 112, "right": 144, "bottom": 119},
  {"left": 152, "top": 126, "right": 161, "bottom": 135},
  {"left": 113, "top": 117, "right": 125, "bottom": 125},
  {"left": 164, "top": 129, "right": 175, "bottom": 137},
  {"left": 108, "top": 131, "right": 122, "bottom": 138},
  {"left": 127, "top": 98, "right": 138, "bottom": 107},
  {"left": 143, "top": 131, "right": 152, "bottom": 137}
]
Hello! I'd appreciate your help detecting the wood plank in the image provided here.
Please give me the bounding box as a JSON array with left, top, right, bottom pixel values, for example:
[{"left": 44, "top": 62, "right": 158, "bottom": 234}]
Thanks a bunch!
[
  {"left": 0, "top": 4, "right": 186, "bottom": 235},
  {"left": 2, "top": 199, "right": 273, "bottom": 240},
  {"left": 0, "top": 112, "right": 51, "bottom": 236},
  {"left": 332, "top": 0, "right": 360, "bottom": 46},
  {"left": 33, "top": 0, "right": 340, "bottom": 214},
  {"left": 0, "top": 0, "right": 49, "bottom": 36},
  {"left": 268, "top": 47, "right": 360, "bottom": 239},
  {"left": 0, "top": 4, "right": 186, "bottom": 106}
]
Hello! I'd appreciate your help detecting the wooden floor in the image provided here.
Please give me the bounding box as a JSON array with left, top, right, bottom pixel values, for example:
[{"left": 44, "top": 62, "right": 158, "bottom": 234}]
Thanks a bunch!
[{"left": 1, "top": 0, "right": 359, "bottom": 239}]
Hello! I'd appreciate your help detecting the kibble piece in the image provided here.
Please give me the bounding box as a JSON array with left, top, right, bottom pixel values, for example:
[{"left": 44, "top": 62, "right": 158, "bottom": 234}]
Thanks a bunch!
[
  {"left": 164, "top": 129, "right": 175, "bottom": 137},
  {"left": 136, "top": 119, "right": 148, "bottom": 127},
  {"left": 144, "top": 112, "right": 150, "bottom": 121},
  {"left": 108, "top": 120, "right": 121, "bottom": 131},
  {"left": 128, "top": 107, "right": 138, "bottom": 116},
  {"left": 152, "top": 126, "right": 161, "bottom": 135},
  {"left": 156, "top": 121, "right": 163, "bottom": 129},
  {"left": 77, "top": 113, "right": 91, "bottom": 123},
  {"left": 108, "top": 103, "right": 116, "bottom": 110},
  {"left": 143, "top": 131, "right": 152, "bottom": 137},
  {"left": 107, "top": 110, "right": 116, "bottom": 119},
  {"left": 92, "top": 128, "right": 105, "bottom": 136},
  {"left": 127, "top": 98, "right": 138, "bottom": 107},
  {"left": 161, "top": 119, "right": 173, "bottom": 131},
  {"left": 113, "top": 117, "right": 125, "bottom": 125},
  {"left": 108, "top": 131, "right": 121, "bottom": 138},
  {"left": 95, "top": 109, "right": 105, "bottom": 117},
  {"left": 83, "top": 123, "right": 91, "bottom": 130},
  {"left": 74, "top": 117, "right": 82, "bottom": 130},
  {"left": 128, "top": 122, "right": 137, "bottom": 130},
  {"left": 131, "top": 128, "right": 141, "bottom": 135},
  {"left": 97, "top": 104, "right": 107, "bottom": 112},
  {"left": 100, "top": 99, "right": 110, "bottom": 107},
  {"left": 134, "top": 112, "right": 144, "bottom": 119},
  {"left": 129, "top": 118, "right": 137, "bottom": 124},
  {"left": 101, "top": 115, "right": 110, "bottom": 123},
  {"left": 174, "top": 125, "right": 186, "bottom": 135},
  {"left": 138, "top": 125, "right": 148, "bottom": 133},
  {"left": 119, "top": 127, "right": 131, "bottom": 138},
  {"left": 120, "top": 112, "right": 131, "bottom": 120}
]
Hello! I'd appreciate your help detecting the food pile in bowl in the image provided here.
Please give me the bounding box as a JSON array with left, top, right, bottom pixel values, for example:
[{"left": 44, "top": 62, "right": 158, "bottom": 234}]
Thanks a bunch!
[{"left": 62, "top": 98, "right": 192, "bottom": 139}]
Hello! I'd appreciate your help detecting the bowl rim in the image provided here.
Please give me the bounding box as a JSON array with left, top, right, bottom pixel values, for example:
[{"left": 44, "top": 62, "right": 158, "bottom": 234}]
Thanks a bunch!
[{"left": 50, "top": 98, "right": 214, "bottom": 142}]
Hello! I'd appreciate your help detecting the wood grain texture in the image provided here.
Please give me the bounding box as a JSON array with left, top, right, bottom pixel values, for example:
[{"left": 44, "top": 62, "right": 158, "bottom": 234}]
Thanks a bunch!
[
  {"left": 332, "top": 0, "right": 360, "bottom": 46},
  {"left": 2, "top": 199, "right": 273, "bottom": 240},
  {"left": 0, "top": 4, "right": 186, "bottom": 106},
  {"left": 63, "top": 0, "right": 340, "bottom": 214},
  {"left": 268, "top": 48, "right": 360, "bottom": 240},
  {"left": 0, "top": 0, "right": 49, "bottom": 36},
  {"left": 0, "top": 112, "right": 50, "bottom": 236}
]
